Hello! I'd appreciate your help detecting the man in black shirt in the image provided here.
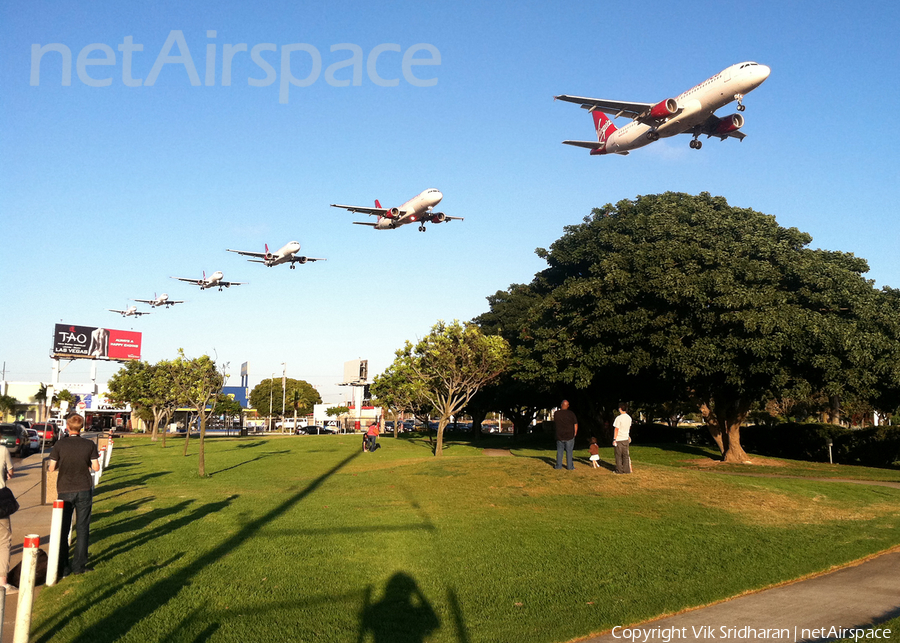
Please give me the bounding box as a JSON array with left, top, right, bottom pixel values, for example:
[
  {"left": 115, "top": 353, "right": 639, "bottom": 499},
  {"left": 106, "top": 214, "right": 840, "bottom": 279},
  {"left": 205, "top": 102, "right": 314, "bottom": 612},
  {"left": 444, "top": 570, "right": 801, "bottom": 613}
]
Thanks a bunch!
[
  {"left": 553, "top": 400, "right": 578, "bottom": 470},
  {"left": 48, "top": 415, "right": 100, "bottom": 576}
]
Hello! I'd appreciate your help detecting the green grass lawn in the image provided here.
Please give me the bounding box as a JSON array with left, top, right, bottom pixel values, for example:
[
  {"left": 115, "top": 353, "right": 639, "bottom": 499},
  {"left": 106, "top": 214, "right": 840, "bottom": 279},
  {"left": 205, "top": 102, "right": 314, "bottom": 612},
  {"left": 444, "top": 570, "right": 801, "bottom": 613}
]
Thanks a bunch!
[{"left": 31, "top": 434, "right": 900, "bottom": 643}]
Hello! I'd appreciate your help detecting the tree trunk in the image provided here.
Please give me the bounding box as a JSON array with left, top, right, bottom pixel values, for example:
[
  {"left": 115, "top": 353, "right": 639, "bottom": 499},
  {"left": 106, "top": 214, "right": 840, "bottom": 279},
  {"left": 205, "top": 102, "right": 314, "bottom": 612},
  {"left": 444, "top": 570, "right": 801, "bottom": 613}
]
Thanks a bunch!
[
  {"left": 469, "top": 409, "right": 487, "bottom": 441},
  {"left": 182, "top": 415, "right": 192, "bottom": 456},
  {"left": 435, "top": 417, "right": 449, "bottom": 457},
  {"left": 827, "top": 396, "right": 842, "bottom": 426},
  {"left": 198, "top": 412, "right": 207, "bottom": 477},
  {"left": 699, "top": 401, "right": 725, "bottom": 455},
  {"left": 712, "top": 395, "right": 751, "bottom": 463}
]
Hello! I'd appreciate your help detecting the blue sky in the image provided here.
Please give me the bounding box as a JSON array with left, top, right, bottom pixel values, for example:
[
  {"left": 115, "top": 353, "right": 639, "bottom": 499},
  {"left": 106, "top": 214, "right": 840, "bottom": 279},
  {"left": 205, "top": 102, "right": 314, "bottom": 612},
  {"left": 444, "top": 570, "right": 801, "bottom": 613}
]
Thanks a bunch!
[{"left": 2, "top": 0, "right": 899, "bottom": 405}]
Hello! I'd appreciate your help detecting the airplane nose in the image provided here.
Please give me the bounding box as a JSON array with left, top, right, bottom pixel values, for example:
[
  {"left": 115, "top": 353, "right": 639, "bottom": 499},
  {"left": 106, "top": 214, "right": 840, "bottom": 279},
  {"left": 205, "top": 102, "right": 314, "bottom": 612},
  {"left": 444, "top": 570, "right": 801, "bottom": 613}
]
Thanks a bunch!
[{"left": 758, "top": 65, "right": 771, "bottom": 80}]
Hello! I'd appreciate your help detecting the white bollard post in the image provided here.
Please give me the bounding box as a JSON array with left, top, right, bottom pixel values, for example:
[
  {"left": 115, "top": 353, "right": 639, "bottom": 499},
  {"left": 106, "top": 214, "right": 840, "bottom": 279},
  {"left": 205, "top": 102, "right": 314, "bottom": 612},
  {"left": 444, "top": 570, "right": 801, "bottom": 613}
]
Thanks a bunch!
[
  {"left": 12, "top": 534, "right": 40, "bottom": 643},
  {"left": 95, "top": 448, "right": 105, "bottom": 485},
  {"left": 46, "top": 500, "right": 64, "bottom": 586},
  {"left": 104, "top": 440, "right": 113, "bottom": 467}
]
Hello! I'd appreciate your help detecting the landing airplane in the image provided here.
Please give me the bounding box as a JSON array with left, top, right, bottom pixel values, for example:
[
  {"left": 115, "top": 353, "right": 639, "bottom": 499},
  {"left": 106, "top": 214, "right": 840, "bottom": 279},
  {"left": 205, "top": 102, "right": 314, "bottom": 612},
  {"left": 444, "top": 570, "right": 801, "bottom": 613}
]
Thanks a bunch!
[
  {"left": 133, "top": 293, "right": 184, "bottom": 308},
  {"left": 226, "top": 241, "right": 326, "bottom": 269},
  {"left": 170, "top": 271, "right": 246, "bottom": 291},
  {"left": 331, "top": 188, "right": 463, "bottom": 232},
  {"left": 109, "top": 305, "right": 150, "bottom": 318},
  {"left": 555, "top": 62, "right": 770, "bottom": 155}
]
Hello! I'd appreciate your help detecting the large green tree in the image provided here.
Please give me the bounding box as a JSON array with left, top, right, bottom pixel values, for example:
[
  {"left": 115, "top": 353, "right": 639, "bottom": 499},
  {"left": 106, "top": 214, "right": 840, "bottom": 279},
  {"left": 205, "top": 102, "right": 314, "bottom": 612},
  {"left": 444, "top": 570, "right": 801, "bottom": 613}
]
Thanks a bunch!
[
  {"left": 108, "top": 360, "right": 180, "bottom": 443},
  {"left": 497, "top": 192, "right": 896, "bottom": 462},
  {"left": 249, "top": 378, "right": 322, "bottom": 425},
  {"left": 381, "top": 320, "right": 510, "bottom": 456}
]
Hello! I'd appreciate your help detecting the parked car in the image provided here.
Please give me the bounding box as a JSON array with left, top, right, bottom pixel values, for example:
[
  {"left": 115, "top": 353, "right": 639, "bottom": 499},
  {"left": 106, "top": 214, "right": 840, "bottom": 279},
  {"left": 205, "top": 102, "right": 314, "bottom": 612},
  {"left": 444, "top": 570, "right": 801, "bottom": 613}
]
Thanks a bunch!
[
  {"left": 0, "top": 424, "right": 27, "bottom": 457},
  {"left": 24, "top": 429, "right": 40, "bottom": 453},
  {"left": 32, "top": 422, "right": 58, "bottom": 445}
]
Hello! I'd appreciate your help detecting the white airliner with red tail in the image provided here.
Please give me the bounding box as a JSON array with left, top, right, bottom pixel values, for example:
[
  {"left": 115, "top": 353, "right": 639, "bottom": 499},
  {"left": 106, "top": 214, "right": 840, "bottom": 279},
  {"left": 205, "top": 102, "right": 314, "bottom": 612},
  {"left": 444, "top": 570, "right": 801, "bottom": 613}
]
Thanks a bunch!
[
  {"left": 555, "top": 62, "right": 770, "bottom": 155},
  {"left": 331, "top": 189, "right": 463, "bottom": 232},
  {"left": 109, "top": 305, "right": 150, "bottom": 317},
  {"left": 170, "top": 271, "right": 246, "bottom": 291},
  {"left": 226, "top": 241, "right": 326, "bottom": 269},
  {"left": 133, "top": 293, "right": 183, "bottom": 308}
]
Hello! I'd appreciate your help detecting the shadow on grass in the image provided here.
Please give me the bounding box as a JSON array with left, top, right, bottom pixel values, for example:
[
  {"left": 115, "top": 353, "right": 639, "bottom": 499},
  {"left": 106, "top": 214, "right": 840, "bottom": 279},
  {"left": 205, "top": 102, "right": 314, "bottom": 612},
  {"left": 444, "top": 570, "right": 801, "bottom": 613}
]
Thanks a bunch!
[
  {"left": 641, "top": 443, "right": 723, "bottom": 460},
  {"left": 48, "top": 450, "right": 363, "bottom": 643},
  {"left": 32, "top": 555, "right": 183, "bottom": 643},
  {"left": 358, "top": 572, "right": 440, "bottom": 643},
  {"left": 92, "top": 497, "right": 235, "bottom": 564},
  {"left": 208, "top": 449, "right": 292, "bottom": 476},
  {"left": 93, "top": 471, "right": 173, "bottom": 499}
]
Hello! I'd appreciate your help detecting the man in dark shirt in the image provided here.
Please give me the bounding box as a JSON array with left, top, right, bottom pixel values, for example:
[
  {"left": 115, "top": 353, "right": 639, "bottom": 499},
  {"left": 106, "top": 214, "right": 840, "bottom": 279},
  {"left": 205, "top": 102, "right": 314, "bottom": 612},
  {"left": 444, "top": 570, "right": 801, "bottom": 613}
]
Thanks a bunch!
[
  {"left": 553, "top": 400, "right": 578, "bottom": 470},
  {"left": 48, "top": 415, "right": 100, "bottom": 576}
]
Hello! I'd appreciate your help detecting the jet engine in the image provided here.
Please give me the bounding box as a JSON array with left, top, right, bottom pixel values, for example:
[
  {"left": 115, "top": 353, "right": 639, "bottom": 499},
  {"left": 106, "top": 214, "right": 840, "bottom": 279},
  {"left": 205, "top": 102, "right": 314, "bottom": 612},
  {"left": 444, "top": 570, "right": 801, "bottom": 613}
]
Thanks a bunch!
[
  {"left": 715, "top": 113, "right": 744, "bottom": 135},
  {"left": 387, "top": 207, "right": 400, "bottom": 219},
  {"left": 649, "top": 98, "right": 678, "bottom": 119},
  {"left": 431, "top": 212, "right": 446, "bottom": 224},
  {"left": 297, "top": 256, "right": 308, "bottom": 264}
]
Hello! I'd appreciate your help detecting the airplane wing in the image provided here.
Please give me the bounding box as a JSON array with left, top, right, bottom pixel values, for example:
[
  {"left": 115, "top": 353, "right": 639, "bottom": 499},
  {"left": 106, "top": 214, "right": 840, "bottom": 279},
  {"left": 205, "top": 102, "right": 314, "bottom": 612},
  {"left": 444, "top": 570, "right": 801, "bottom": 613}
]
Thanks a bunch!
[
  {"left": 171, "top": 276, "right": 202, "bottom": 285},
  {"left": 555, "top": 95, "right": 655, "bottom": 119},
  {"left": 132, "top": 299, "right": 154, "bottom": 305},
  {"left": 134, "top": 311, "right": 151, "bottom": 316},
  {"left": 352, "top": 221, "right": 378, "bottom": 227},
  {"left": 219, "top": 280, "right": 247, "bottom": 287},
  {"left": 287, "top": 256, "right": 326, "bottom": 263},
  {"left": 108, "top": 309, "right": 126, "bottom": 315},
  {"left": 555, "top": 95, "right": 681, "bottom": 125},
  {"left": 226, "top": 248, "right": 267, "bottom": 259},
  {"left": 685, "top": 114, "right": 748, "bottom": 141},
  {"left": 165, "top": 300, "right": 185, "bottom": 305},
  {"left": 331, "top": 204, "right": 409, "bottom": 217}
]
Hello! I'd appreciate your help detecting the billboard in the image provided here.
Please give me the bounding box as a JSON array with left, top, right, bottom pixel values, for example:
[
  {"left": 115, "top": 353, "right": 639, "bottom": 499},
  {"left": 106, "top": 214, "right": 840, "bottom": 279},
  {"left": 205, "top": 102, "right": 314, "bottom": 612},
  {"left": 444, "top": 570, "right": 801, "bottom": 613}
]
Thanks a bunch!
[
  {"left": 52, "top": 324, "right": 142, "bottom": 361},
  {"left": 343, "top": 359, "right": 368, "bottom": 385}
]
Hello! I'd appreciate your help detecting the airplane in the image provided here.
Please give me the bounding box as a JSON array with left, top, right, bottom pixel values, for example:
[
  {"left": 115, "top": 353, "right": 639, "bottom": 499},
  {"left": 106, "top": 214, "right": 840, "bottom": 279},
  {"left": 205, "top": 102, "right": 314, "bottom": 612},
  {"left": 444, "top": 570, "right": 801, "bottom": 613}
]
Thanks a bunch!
[
  {"left": 555, "top": 61, "right": 771, "bottom": 155},
  {"left": 331, "top": 188, "right": 463, "bottom": 232},
  {"left": 226, "top": 241, "right": 326, "bottom": 269},
  {"left": 132, "top": 293, "right": 184, "bottom": 308},
  {"left": 109, "top": 305, "right": 150, "bottom": 318},
  {"left": 170, "top": 271, "right": 247, "bottom": 291}
]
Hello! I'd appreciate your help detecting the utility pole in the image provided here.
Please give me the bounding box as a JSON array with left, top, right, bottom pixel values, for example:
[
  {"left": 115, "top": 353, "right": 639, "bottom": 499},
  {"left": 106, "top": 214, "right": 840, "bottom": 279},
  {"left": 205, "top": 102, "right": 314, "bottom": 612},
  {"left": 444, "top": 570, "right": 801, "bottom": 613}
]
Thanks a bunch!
[
  {"left": 268, "top": 373, "right": 274, "bottom": 432},
  {"left": 281, "top": 363, "right": 286, "bottom": 433}
]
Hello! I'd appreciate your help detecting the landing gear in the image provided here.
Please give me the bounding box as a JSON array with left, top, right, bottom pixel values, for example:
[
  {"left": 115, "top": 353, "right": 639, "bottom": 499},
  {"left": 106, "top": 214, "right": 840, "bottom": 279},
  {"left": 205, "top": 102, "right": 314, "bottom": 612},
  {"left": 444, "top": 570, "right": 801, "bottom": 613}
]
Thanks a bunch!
[
  {"left": 647, "top": 130, "right": 660, "bottom": 141},
  {"left": 418, "top": 225, "right": 426, "bottom": 232},
  {"left": 690, "top": 139, "right": 702, "bottom": 150},
  {"left": 290, "top": 264, "right": 296, "bottom": 269},
  {"left": 734, "top": 93, "right": 745, "bottom": 111}
]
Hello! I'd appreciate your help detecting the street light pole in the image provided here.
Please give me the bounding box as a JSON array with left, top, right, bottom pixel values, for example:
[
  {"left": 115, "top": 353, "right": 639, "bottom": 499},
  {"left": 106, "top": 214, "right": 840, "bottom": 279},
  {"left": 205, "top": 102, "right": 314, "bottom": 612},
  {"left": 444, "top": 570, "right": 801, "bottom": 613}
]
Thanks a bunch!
[
  {"left": 268, "top": 373, "right": 274, "bottom": 432},
  {"left": 281, "top": 362, "right": 286, "bottom": 433}
]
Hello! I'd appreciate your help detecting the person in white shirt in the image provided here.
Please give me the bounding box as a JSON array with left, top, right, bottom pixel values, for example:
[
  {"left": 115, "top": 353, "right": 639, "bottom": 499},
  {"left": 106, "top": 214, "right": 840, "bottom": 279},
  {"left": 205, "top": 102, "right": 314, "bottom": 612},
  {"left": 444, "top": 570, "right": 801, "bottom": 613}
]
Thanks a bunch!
[
  {"left": 613, "top": 403, "right": 633, "bottom": 474},
  {"left": 0, "top": 447, "right": 14, "bottom": 593}
]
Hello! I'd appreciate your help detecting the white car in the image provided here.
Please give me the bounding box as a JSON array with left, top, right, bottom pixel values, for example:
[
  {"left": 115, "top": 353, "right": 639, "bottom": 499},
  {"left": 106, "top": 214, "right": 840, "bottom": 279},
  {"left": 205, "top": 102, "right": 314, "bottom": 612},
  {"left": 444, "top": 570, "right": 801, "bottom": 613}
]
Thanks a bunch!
[{"left": 24, "top": 429, "right": 40, "bottom": 453}]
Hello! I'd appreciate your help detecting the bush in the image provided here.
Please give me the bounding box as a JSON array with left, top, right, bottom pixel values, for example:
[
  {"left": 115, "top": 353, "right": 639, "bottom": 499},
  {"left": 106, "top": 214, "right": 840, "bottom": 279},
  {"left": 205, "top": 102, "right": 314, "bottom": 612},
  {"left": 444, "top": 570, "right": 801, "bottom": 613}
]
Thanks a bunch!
[{"left": 741, "top": 423, "right": 900, "bottom": 468}]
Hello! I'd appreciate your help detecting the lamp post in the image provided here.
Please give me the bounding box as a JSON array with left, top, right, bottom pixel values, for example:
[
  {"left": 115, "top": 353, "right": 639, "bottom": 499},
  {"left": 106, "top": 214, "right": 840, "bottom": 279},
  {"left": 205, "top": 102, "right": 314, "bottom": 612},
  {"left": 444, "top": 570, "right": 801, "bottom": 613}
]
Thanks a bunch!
[
  {"left": 826, "top": 437, "right": 833, "bottom": 464},
  {"left": 268, "top": 372, "right": 274, "bottom": 432},
  {"left": 281, "top": 362, "right": 286, "bottom": 433}
]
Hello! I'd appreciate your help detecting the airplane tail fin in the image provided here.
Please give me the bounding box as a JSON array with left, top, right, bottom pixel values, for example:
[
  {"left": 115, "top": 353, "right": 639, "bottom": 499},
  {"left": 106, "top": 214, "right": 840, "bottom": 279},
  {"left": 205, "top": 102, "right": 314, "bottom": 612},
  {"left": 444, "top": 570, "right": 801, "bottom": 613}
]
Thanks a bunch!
[
  {"left": 375, "top": 199, "right": 382, "bottom": 209},
  {"left": 592, "top": 110, "right": 616, "bottom": 147}
]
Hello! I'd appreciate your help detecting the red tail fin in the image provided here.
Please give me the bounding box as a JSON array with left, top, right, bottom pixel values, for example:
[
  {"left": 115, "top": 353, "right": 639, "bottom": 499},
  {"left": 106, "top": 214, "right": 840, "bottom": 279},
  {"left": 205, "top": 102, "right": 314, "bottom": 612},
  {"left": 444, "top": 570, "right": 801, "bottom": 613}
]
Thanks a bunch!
[
  {"left": 375, "top": 199, "right": 382, "bottom": 209},
  {"left": 592, "top": 110, "right": 617, "bottom": 148},
  {"left": 265, "top": 243, "right": 269, "bottom": 253}
]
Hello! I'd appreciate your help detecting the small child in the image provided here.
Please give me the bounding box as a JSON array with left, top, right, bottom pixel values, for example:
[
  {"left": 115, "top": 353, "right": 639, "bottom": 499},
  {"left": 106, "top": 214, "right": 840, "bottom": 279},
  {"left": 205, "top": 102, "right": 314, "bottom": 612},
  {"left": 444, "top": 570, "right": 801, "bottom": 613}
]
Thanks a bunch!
[{"left": 589, "top": 437, "right": 600, "bottom": 468}]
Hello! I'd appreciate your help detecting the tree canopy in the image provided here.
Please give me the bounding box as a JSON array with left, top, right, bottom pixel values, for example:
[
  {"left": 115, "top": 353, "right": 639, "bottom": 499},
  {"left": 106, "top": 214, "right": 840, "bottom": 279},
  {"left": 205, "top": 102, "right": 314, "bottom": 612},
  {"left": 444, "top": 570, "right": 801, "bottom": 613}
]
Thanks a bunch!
[
  {"left": 481, "top": 192, "right": 900, "bottom": 461},
  {"left": 249, "top": 378, "right": 322, "bottom": 419},
  {"left": 377, "top": 320, "right": 510, "bottom": 456}
]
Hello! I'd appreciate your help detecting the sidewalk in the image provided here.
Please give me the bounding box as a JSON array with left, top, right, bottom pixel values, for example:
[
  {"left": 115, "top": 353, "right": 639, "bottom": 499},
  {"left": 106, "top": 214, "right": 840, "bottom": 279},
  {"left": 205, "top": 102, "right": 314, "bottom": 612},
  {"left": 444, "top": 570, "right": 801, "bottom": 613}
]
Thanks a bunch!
[
  {"left": 581, "top": 548, "right": 900, "bottom": 643},
  {"left": 3, "top": 450, "right": 54, "bottom": 643}
]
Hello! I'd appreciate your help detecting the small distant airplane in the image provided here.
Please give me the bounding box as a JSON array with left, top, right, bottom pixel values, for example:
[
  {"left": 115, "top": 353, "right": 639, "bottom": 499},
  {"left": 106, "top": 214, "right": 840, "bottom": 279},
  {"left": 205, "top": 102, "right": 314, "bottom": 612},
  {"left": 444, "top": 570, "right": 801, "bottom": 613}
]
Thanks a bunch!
[
  {"left": 555, "top": 61, "right": 770, "bottom": 155},
  {"left": 331, "top": 188, "right": 463, "bottom": 232},
  {"left": 133, "top": 293, "right": 184, "bottom": 308},
  {"left": 170, "top": 271, "right": 246, "bottom": 291},
  {"left": 226, "top": 241, "right": 326, "bottom": 269},
  {"left": 109, "top": 305, "right": 150, "bottom": 318}
]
